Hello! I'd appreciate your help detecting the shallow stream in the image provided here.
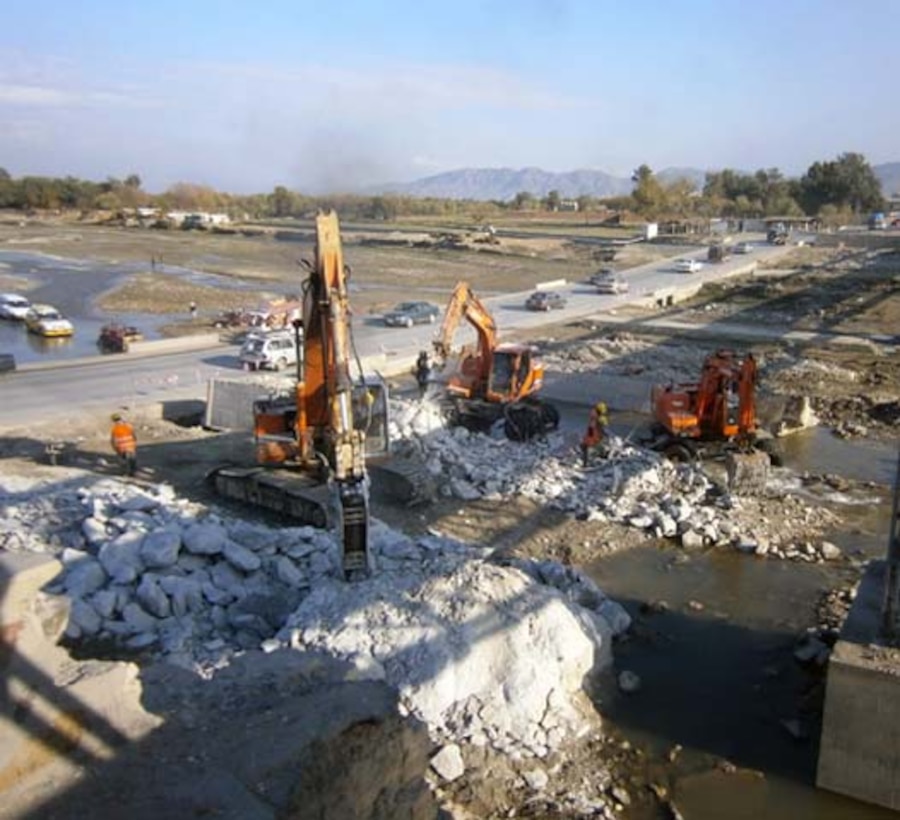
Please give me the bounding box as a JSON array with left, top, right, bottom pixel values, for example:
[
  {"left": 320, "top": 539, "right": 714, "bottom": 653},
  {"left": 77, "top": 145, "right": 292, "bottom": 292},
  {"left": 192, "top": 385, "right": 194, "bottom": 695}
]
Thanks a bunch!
[{"left": 587, "top": 428, "right": 898, "bottom": 819}]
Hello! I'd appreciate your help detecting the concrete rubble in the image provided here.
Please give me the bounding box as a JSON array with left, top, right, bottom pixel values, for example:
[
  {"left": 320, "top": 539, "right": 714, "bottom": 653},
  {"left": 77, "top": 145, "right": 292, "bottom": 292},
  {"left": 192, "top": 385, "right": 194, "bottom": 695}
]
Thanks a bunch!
[
  {"left": 389, "top": 398, "right": 842, "bottom": 562},
  {"left": 0, "top": 469, "right": 629, "bottom": 766}
]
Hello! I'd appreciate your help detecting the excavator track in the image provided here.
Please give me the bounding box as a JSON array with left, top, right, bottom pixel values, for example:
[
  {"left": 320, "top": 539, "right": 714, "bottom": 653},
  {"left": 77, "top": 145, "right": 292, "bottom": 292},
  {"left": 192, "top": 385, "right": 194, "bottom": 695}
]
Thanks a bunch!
[
  {"left": 369, "top": 456, "right": 436, "bottom": 506},
  {"left": 211, "top": 466, "right": 332, "bottom": 528}
]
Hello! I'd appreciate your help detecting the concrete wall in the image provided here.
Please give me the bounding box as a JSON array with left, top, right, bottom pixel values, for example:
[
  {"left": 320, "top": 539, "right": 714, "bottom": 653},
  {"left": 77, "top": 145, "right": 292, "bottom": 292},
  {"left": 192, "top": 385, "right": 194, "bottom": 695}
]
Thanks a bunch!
[
  {"left": 817, "top": 561, "right": 900, "bottom": 810},
  {"left": 816, "top": 232, "right": 900, "bottom": 251},
  {"left": 205, "top": 352, "right": 420, "bottom": 431}
]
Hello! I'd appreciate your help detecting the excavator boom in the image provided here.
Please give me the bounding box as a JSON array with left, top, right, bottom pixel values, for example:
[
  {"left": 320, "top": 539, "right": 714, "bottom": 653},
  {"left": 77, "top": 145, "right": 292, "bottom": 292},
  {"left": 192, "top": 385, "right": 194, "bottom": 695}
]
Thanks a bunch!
[
  {"left": 431, "top": 281, "right": 559, "bottom": 440},
  {"left": 214, "top": 212, "right": 375, "bottom": 578}
]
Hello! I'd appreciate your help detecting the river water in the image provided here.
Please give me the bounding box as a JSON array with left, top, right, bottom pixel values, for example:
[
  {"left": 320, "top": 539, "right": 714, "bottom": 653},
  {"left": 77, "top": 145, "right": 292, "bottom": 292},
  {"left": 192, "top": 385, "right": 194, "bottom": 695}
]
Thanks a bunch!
[
  {"left": 588, "top": 428, "right": 898, "bottom": 819},
  {"left": 0, "top": 250, "right": 261, "bottom": 365}
]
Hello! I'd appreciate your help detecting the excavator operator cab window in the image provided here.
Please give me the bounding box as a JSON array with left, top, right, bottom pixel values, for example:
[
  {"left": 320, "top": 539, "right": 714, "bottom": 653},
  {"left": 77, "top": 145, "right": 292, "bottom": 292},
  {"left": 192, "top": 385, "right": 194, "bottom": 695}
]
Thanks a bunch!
[
  {"left": 515, "top": 351, "right": 530, "bottom": 391},
  {"left": 351, "top": 379, "right": 390, "bottom": 458},
  {"left": 490, "top": 351, "right": 515, "bottom": 394}
]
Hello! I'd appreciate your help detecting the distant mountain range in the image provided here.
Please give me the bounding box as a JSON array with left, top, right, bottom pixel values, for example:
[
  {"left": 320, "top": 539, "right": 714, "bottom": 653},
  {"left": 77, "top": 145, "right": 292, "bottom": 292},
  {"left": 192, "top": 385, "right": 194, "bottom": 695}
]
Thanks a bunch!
[
  {"left": 875, "top": 162, "right": 900, "bottom": 197},
  {"left": 371, "top": 163, "right": 900, "bottom": 201}
]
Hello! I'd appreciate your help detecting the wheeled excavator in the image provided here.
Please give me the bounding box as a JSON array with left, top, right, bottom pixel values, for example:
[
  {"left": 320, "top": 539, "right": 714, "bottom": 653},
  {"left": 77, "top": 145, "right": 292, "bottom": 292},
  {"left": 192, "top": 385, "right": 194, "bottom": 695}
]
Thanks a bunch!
[
  {"left": 430, "top": 281, "right": 559, "bottom": 441},
  {"left": 647, "top": 349, "right": 777, "bottom": 493},
  {"left": 211, "top": 211, "right": 424, "bottom": 577}
]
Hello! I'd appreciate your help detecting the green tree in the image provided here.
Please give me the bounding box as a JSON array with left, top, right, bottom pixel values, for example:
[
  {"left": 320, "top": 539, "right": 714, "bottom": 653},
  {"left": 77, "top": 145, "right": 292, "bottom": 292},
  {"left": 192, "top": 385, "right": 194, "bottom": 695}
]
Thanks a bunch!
[
  {"left": 368, "top": 195, "right": 397, "bottom": 220},
  {"left": 799, "top": 152, "right": 883, "bottom": 215},
  {"left": 513, "top": 191, "right": 536, "bottom": 210},
  {"left": 543, "top": 189, "right": 561, "bottom": 211},
  {"left": 631, "top": 165, "right": 666, "bottom": 217},
  {"left": 270, "top": 185, "right": 297, "bottom": 217}
]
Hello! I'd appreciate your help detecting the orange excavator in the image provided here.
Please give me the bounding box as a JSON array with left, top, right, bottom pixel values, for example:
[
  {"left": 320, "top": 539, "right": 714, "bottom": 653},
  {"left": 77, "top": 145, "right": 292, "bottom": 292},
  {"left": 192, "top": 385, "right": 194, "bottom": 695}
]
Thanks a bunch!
[
  {"left": 648, "top": 349, "right": 776, "bottom": 492},
  {"left": 212, "top": 211, "right": 422, "bottom": 577},
  {"left": 430, "top": 281, "right": 559, "bottom": 440}
]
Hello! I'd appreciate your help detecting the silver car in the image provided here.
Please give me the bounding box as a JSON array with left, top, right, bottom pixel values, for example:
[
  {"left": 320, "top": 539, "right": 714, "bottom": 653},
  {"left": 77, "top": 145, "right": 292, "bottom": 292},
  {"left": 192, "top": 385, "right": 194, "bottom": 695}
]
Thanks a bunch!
[{"left": 0, "top": 293, "right": 31, "bottom": 320}]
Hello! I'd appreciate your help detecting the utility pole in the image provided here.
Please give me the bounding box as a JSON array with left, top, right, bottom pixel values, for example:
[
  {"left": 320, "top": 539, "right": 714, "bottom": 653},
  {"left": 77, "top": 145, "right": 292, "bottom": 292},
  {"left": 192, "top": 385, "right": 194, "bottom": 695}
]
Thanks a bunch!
[{"left": 881, "top": 447, "right": 900, "bottom": 637}]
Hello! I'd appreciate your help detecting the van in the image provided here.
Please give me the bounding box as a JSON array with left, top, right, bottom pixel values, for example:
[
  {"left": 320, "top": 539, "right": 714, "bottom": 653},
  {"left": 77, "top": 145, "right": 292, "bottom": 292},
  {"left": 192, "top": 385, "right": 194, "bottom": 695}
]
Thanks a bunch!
[{"left": 239, "top": 331, "right": 298, "bottom": 371}]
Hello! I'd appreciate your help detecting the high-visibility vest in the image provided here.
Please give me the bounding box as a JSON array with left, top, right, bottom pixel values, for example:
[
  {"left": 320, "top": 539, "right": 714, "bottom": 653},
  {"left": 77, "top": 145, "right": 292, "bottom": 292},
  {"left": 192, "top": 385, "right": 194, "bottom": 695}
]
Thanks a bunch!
[
  {"left": 111, "top": 421, "right": 137, "bottom": 455},
  {"left": 582, "top": 408, "right": 607, "bottom": 448}
]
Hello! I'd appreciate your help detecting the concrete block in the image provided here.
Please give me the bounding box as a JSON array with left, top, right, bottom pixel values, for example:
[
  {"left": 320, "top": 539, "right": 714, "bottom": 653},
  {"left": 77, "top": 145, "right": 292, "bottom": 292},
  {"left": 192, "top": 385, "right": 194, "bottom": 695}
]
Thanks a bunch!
[
  {"left": 0, "top": 552, "right": 62, "bottom": 628},
  {"left": 817, "top": 561, "right": 900, "bottom": 810}
]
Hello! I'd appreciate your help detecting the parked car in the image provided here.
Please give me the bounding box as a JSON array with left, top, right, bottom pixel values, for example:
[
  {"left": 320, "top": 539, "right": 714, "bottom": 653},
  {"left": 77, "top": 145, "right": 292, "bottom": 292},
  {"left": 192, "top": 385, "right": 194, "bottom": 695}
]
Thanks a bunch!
[
  {"left": 0, "top": 293, "right": 32, "bottom": 320},
  {"left": 383, "top": 301, "right": 441, "bottom": 328},
  {"left": 24, "top": 304, "right": 74, "bottom": 337},
  {"left": 593, "top": 273, "right": 629, "bottom": 294},
  {"left": 239, "top": 330, "right": 298, "bottom": 371},
  {"left": 673, "top": 258, "right": 703, "bottom": 274},
  {"left": 733, "top": 241, "right": 753, "bottom": 254},
  {"left": 525, "top": 291, "right": 567, "bottom": 311}
]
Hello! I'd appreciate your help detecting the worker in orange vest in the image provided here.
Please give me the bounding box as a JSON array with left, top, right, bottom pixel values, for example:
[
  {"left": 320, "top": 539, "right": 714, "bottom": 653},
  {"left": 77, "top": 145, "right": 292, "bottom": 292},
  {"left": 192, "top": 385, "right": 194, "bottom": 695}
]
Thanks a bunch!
[
  {"left": 581, "top": 401, "right": 609, "bottom": 467},
  {"left": 110, "top": 412, "right": 137, "bottom": 476}
]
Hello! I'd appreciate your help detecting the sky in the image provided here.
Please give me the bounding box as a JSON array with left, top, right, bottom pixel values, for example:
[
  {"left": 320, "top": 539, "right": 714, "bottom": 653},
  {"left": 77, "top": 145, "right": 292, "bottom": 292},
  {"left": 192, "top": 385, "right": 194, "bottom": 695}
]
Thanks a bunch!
[{"left": 1, "top": 0, "right": 898, "bottom": 194}]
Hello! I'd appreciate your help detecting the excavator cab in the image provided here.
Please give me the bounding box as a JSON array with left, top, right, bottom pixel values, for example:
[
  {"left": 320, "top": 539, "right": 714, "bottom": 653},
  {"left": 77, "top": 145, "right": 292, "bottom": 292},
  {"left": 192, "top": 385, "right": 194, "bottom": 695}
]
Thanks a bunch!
[
  {"left": 254, "top": 377, "right": 390, "bottom": 467},
  {"left": 649, "top": 349, "right": 772, "bottom": 494}
]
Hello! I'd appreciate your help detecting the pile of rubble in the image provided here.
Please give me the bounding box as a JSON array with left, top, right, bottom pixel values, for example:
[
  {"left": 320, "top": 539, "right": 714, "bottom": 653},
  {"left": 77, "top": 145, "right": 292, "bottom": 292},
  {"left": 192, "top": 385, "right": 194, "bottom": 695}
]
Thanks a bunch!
[
  {"left": 0, "top": 469, "right": 629, "bottom": 761},
  {"left": 391, "top": 398, "right": 842, "bottom": 562}
]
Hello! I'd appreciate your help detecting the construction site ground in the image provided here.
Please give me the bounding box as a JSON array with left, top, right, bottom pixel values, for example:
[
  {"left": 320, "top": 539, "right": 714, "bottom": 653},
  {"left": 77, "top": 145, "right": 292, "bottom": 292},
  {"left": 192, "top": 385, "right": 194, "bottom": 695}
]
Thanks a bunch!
[{"left": 1, "top": 221, "right": 899, "bottom": 819}]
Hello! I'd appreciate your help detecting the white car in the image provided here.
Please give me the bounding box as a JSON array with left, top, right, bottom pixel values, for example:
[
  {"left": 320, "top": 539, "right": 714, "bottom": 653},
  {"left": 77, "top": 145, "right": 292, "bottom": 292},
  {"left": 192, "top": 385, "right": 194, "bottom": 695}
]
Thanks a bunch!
[
  {"left": 593, "top": 274, "right": 629, "bottom": 294},
  {"left": 674, "top": 258, "right": 703, "bottom": 274},
  {"left": 0, "top": 293, "right": 32, "bottom": 320},
  {"left": 733, "top": 242, "right": 753, "bottom": 254}
]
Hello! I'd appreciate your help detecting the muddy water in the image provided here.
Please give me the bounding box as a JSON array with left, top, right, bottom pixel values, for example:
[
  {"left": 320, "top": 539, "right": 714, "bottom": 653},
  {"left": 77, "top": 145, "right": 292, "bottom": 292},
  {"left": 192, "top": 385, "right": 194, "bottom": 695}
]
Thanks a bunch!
[
  {"left": 587, "top": 428, "right": 898, "bottom": 819},
  {"left": 0, "top": 250, "right": 261, "bottom": 365}
]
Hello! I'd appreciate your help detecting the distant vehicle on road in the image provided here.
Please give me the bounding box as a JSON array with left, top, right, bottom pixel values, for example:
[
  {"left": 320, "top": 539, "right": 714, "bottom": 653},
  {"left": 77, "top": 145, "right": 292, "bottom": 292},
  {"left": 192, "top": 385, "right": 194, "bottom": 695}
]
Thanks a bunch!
[
  {"left": 383, "top": 301, "right": 441, "bottom": 328},
  {"left": 673, "top": 258, "right": 703, "bottom": 274},
  {"left": 588, "top": 268, "right": 615, "bottom": 282},
  {"left": 593, "top": 273, "right": 629, "bottom": 294},
  {"left": 733, "top": 242, "right": 753, "bottom": 254},
  {"left": 239, "top": 329, "right": 298, "bottom": 371},
  {"left": 0, "top": 293, "right": 31, "bottom": 320},
  {"left": 24, "top": 304, "right": 74, "bottom": 337},
  {"left": 525, "top": 291, "right": 567, "bottom": 311}
]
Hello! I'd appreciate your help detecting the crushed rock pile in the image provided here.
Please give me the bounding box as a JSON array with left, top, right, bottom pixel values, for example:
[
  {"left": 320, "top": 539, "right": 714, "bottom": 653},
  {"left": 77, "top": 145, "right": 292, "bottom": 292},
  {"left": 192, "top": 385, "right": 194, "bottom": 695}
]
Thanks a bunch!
[
  {"left": 0, "top": 469, "right": 629, "bottom": 758},
  {"left": 390, "top": 398, "right": 842, "bottom": 561}
]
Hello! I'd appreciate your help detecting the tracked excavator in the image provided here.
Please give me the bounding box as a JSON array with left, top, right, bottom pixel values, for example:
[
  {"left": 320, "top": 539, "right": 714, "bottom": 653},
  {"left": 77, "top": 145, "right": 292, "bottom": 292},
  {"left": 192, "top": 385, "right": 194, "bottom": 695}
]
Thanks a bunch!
[
  {"left": 431, "top": 281, "right": 559, "bottom": 441},
  {"left": 647, "top": 349, "right": 778, "bottom": 494},
  {"left": 211, "top": 211, "right": 425, "bottom": 577}
]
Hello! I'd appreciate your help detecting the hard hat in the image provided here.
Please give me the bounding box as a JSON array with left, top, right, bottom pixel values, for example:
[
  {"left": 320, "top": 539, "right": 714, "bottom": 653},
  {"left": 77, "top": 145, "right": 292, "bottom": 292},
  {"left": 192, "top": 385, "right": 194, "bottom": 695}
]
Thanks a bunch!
[
  {"left": 595, "top": 402, "right": 607, "bottom": 414},
  {"left": 111, "top": 412, "right": 122, "bottom": 421}
]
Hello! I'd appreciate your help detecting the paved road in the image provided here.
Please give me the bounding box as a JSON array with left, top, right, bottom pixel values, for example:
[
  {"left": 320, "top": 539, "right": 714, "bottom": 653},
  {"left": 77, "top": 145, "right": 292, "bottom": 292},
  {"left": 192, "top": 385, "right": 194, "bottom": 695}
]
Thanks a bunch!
[{"left": 0, "top": 238, "right": 796, "bottom": 428}]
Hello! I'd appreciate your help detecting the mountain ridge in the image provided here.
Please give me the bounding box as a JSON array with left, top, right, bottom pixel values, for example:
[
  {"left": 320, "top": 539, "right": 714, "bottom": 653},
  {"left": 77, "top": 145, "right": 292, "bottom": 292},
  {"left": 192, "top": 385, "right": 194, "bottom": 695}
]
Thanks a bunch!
[{"left": 369, "top": 163, "right": 899, "bottom": 201}]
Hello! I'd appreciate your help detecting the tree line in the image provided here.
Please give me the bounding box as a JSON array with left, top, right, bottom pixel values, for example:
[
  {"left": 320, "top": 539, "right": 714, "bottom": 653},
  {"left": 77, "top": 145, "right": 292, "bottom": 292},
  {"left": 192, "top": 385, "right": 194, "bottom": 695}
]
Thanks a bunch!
[{"left": 0, "top": 152, "right": 885, "bottom": 225}]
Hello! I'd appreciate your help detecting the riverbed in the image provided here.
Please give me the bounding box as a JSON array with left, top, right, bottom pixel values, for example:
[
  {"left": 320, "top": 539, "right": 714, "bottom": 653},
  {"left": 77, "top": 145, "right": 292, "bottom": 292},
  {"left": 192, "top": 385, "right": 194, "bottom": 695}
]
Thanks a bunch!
[{"left": 587, "top": 428, "right": 897, "bottom": 819}]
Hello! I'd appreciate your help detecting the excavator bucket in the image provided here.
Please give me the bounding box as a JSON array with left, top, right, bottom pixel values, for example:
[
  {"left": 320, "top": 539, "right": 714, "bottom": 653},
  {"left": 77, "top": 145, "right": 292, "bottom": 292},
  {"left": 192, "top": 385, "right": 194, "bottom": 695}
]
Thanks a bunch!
[{"left": 725, "top": 450, "right": 771, "bottom": 495}]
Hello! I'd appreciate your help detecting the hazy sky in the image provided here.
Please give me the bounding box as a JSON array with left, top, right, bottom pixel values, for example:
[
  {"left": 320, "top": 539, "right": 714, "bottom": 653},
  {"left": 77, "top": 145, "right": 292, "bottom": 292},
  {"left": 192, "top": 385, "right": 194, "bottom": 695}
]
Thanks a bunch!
[{"left": 2, "top": 0, "right": 897, "bottom": 193}]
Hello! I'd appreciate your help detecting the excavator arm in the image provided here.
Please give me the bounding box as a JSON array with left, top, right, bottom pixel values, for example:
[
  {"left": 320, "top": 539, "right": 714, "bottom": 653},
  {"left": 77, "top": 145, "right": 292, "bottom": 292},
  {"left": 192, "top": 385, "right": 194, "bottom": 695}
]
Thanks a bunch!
[
  {"left": 432, "top": 281, "right": 499, "bottom": 398},
  {"left": 298, "top": 211, "right": 371, "bottom": 576}
]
